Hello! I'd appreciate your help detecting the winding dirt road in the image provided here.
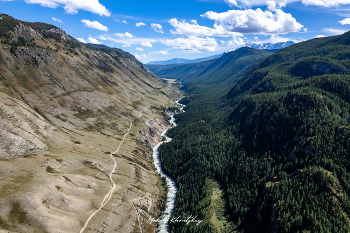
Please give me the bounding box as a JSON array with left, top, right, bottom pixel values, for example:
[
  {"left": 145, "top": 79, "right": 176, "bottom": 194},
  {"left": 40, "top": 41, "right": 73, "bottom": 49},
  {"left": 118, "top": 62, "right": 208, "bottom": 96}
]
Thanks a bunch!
[{"left": 80, "top": 107, "right": 148, "bottom": 233}]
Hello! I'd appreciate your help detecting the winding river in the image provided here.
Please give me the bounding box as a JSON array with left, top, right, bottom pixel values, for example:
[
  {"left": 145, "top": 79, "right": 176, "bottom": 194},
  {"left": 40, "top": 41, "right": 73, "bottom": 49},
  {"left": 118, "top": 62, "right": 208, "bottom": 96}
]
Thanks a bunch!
[{"left": 152, "top": 100, "right": 185, "bottom": 233}]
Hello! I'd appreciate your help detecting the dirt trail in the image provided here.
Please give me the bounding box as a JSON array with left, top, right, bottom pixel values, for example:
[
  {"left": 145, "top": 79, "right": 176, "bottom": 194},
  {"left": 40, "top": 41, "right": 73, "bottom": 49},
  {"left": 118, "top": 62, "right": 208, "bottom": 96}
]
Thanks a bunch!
[{"left": 80, "top": 107, "right": 148, "bottom": 233}]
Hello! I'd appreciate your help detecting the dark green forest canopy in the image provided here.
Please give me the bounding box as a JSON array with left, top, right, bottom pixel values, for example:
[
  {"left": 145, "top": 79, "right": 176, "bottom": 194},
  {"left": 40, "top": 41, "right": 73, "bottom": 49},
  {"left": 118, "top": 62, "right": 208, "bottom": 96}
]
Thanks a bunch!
[{"left": 159, "top": 31, "right": 350, "bottom": 233}]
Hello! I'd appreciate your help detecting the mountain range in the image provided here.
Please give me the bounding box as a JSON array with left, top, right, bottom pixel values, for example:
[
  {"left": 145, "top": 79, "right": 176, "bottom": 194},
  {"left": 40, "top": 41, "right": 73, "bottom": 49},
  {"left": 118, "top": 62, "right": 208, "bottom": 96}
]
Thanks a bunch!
[
  {"left": 147, "top": 41, "right": 295, "bottom": 65},
  {"left": 243, "top": 41, "right": 295, "bottom": 50},
  {"left": 147, "top": 48, "right": 273, "bottom": 86},
  {"left": 147, "top": 54, "right": 223, "bottom": 65}
]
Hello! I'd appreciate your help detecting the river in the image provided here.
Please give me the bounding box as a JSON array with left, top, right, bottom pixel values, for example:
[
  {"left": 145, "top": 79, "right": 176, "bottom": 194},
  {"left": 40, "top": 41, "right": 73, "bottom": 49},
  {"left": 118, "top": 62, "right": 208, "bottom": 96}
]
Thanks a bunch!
[{"left": 152, "top": 100, "right": 185, "bottom": 233}]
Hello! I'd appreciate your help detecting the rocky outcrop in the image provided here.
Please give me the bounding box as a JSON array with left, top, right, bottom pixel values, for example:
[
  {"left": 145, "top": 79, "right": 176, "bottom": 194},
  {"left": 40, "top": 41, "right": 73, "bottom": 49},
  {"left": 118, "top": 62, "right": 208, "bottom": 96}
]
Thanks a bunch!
[
  {"left": 48, "top": 28, "right": 71, "bottom": 41},
  {"left": 12, "top": 23, "right": 42, "bottom": 42},
  {"left": 139, "top": 104, "right": 185, "bottom": 148},
  {"left": 0, "top": 92, "right": 52, "bottom": 159},
  {"left": 139, "top": 117, "right": 172, "bottom": 147}
]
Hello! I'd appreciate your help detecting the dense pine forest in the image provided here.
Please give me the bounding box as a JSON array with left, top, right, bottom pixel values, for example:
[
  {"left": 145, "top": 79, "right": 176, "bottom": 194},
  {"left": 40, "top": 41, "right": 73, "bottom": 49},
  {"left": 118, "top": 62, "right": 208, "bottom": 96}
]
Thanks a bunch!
[{"left": 158, "top": 32, "right": 350, "bottom": 232}]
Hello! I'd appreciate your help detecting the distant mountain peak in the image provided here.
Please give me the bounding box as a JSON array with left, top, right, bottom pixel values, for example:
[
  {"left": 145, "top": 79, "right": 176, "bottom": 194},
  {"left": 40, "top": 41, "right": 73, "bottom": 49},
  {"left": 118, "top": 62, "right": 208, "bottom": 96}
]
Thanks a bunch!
[{"left": 242, "top": 41, "right": 295, "bottom": 50}]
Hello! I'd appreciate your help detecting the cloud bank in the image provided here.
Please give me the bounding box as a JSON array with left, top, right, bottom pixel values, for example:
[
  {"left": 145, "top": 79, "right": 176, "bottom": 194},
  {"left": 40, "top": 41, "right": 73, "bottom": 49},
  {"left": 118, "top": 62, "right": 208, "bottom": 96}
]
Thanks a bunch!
[
  {"left": 201, "top": 2, "right": 303, "bottom": 35},
  {"left": 24, "top": 0, "right": 110, "bottom": 16},
  {"left": 161, "top": 36, "right": 218, "bottom": 52}
]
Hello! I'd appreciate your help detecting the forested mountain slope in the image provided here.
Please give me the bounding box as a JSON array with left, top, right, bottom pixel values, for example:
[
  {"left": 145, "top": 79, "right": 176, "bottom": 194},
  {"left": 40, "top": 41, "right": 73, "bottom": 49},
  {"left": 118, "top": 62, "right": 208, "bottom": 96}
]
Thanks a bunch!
[
  {"left": 225, "top": 31, "right": 350, "bottom": 232},
  {"left": 181, "top": 48, "right": 273, "bottom": 91},
  {"left": 156, "top": 48, "right": 273, "bottom": 232},
  {"left": 147, "top": 59, "right": 217, "bottom": 81},
  {"left": 159, "top": 30, "right": 350, "bottom": 233},
  {"left": 148, "top": 48, "right": 272, "bottom": 90},
  {"left": 0, "top": 14, "right": 181, "bottom": 233}
]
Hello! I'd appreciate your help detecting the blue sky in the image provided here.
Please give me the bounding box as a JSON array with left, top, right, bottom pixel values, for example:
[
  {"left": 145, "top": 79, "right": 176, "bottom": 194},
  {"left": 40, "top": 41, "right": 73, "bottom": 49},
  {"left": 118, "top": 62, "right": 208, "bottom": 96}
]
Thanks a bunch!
[{"left": 1, "top": 0, "right": 350, "bottom": 63}]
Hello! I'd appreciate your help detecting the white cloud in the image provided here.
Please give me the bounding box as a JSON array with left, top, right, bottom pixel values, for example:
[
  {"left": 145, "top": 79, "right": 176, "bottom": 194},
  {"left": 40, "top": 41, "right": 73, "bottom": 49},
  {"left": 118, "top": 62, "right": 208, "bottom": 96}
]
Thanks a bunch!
[
  {"left": 301, "top": 0, "right": 350, "bottom": 7},
  {"left": 169, "top": 18, "right": 242, "bottom": 37},
  {"left": 339, "top": 18, "right": 350, "bottom": 25},
  {"left": 122, "top": 44, "right": 131, "bottom": 47},
  {"left": 115, "top": 32, "right": 133, "bottom": 37},
  {"left": 151, "top": 23, "right": 164, "bottom": 33},
  {"left": 268, "top": 34, "right": 298, "bottom": 43},
  {"left": 315, "top": 35, "right": 326, "bottom": 38},
  {"left": 225, "top": 0, "right": 291, "bottom": 8},
  {"left": 141, "top": 41, "right": 153, "bottom": 47},
  {"left": 52, "top": 17, "right": 63, "bottom": 23},
  {"left": 225, "top": 0, "right": 252, "bottom": 7},
  {"left": 77, "top": 38, "right": 86, "bottom": 43},
  {"left": 136, "top": 22, "right": 146, "bottom": 27},
  {"left": 324, "top": 28, "right": 347, "bottom": 35},
  {"left": 252, "top": 34, "right": 299, "bottom": 44},
  {"left": 221, "top": 36, "right": 245, "bottom": 48},
  {"left": 24, "top": 0, "right": 110, "bottom": 16},
  {"left": 278, "top": 0, "right": 287, "bottom": 8},
  {"left": 201, "top": 3, "right": 303, "bottom": 35},
  {"left": 99, "top": 35, "right": 158, "bottom": 45},
  {"left": 88, "top": 37, "right": 103, "bottom": 44},
  {"left": 225, "top": 0, "right": 238, "bottom": 7},
  {"left": 223, "top": 0, "right": 299, "bottom": 7},
  {"left": 151, "top": 50, "right": 170, "bottom": 55},
  {"left": 161, "top": 36, "right": 218, "bottom": 52},
  {"left": 254, "top": 36, "right": 259, "bottom": 40},
  {"left": 81, "top": 19, "right": 108, "bottom": 31},
  {"left": 134, "top": 53, "right": 148, "bottom": 60},
  {"left": 115, "top": 19, "right": 128, "bottom": 24},
  {"left": 136, "top": 47, "right": 144, "bottom": 51}
]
